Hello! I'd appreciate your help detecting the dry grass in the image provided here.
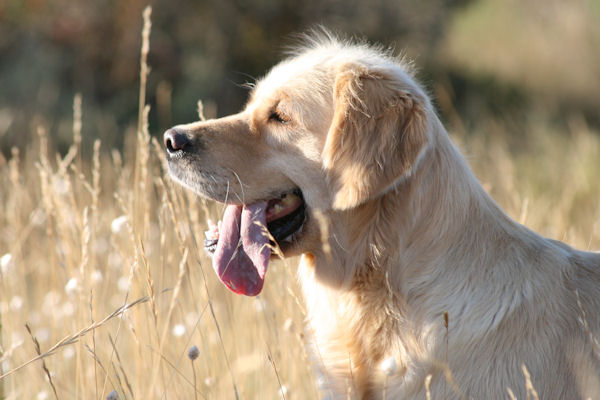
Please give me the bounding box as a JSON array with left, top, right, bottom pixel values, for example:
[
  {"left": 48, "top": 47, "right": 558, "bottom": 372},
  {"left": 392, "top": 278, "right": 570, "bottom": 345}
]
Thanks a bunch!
[
  {"left": 0, "top": 84, "right": 315, "bottom": 398},
  {"left": 1, "top": 7, "right": 599, "bottom": 400}
]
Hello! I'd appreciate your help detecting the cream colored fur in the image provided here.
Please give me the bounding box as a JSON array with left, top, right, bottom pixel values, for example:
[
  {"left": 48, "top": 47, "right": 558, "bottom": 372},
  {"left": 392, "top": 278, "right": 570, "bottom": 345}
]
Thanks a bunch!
[{"left": 166, "top": 34, "right": 600, "bottom": 399}]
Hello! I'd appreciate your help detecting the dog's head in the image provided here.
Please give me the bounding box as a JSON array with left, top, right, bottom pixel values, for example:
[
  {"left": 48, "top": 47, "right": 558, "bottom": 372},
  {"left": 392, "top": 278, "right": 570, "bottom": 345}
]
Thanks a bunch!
[{"left": 164, "top": 37, "right": 431, "bottom": 295}]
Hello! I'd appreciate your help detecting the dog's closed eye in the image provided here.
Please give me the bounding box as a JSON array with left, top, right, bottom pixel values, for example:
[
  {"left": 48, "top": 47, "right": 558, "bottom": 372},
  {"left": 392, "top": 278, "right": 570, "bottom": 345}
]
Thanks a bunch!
[{"left": 269, "top": 110, "right": 290, "bottom": 124}]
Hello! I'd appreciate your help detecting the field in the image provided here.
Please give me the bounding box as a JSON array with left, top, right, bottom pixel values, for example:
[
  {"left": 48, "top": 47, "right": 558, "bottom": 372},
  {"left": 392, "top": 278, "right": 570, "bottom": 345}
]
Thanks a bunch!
[{"left": 1, "top": 5, "right": 600, "bottom": 400}]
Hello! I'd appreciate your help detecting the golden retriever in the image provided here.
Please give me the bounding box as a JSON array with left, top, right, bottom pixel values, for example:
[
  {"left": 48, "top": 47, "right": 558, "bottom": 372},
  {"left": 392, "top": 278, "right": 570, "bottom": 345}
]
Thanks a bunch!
[{"left": 164, "top": 33, "right": 600, "bottom": 399}]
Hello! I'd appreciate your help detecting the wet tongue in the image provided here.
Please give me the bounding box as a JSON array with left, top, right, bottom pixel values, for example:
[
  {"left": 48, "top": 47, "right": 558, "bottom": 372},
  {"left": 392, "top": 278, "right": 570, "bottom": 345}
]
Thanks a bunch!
[{"left": 212, "top": 202, "right": 270, "bottom": 296}]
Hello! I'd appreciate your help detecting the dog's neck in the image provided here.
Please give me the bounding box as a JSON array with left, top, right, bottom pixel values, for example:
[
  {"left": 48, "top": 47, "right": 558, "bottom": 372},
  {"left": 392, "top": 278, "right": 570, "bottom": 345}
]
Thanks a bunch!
[
  {"left": 299, "top": 116, "right": 532, "bottom": 394},
  {"left": 313, "top": 115, "right": 506, "bottom": 290}
]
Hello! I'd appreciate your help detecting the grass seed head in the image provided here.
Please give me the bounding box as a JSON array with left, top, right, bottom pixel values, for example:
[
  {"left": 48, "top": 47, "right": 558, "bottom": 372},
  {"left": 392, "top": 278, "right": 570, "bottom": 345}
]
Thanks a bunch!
[
  {"left": 172, "top": 323, "right": 186, "bottom": 337},
  {"left": 1, "top": 253, "right": 13, "bottom": 274},
  {"left": 65, "top": 277, "right": 79, "bottom": 296},
  {"left": 188, "top": 345, "right": 200, "bottom": 361},
  {"left": 106, "top": 390, "right": 119, "bottom": 400}
]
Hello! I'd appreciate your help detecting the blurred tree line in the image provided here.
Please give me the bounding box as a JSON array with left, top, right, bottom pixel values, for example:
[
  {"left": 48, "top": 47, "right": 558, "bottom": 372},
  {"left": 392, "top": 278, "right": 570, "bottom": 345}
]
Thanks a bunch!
[{"left": 0, "top": 0, "right": 598, "bottom": 156}]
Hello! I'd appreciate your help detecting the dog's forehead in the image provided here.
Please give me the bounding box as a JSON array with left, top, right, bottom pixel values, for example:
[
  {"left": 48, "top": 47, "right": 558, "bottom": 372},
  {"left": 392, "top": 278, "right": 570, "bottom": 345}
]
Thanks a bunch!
[
  {"left": 251, "top": 54, "right": 330, "bottom": 103},
  {"left": 248, "top": 44, "right": 410, "bottom": 106}
]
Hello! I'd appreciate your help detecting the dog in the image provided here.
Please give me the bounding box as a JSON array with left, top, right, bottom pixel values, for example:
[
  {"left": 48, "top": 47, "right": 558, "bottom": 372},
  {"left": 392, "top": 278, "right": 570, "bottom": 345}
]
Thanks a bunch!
[{"left": 164, "top": 33, "right": 600, "bottom": 399}]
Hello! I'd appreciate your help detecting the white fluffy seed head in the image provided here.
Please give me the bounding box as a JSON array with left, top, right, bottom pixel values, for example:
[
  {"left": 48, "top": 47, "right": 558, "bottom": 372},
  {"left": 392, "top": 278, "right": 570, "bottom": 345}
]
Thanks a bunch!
[
  {"left": 9, "top": 296, "right": 23, "bottom": 311},
  {"left": 91, "top": 269, "right": 103, "bottom": 284},
  {"left": 111, "top": 215, "right": 128, "bottom": 234},
  {"left": 204, "top": 376, "right": 215, "bottom": 387},
  {"left": 117, "top": 276, "right": 129, "bottom": 293},
  {"left": 172, "top": 323, "right": 186, "bottom": 337},
  {"left": 65, "top": 277, "right": 79, "bottom": 296},
  {"left": 1, "top": 253, "right": 13, "bottom": 274},
  {"left": 36, "top": 391, "right": 49, "bottom": 400}
]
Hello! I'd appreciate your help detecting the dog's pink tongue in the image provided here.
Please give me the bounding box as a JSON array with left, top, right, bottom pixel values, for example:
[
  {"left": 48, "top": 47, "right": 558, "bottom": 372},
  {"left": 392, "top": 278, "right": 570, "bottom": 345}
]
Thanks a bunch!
[{"left": 212, "top": 202, "right": 270, "bottom": 296}]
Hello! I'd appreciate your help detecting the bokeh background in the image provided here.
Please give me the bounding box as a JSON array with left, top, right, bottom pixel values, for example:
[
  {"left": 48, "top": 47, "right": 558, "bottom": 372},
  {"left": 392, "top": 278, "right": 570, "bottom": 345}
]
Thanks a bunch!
[
  {"left": 1, "top": 0, "right": 599, "bottom": 154},
  {"left": 1, "top": 1, "right": 600, "bottom": 399}
]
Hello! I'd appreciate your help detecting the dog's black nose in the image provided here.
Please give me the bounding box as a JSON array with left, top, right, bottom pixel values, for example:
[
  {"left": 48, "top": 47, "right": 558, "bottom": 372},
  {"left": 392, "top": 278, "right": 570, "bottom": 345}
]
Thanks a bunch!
[{"left": 164, "top": 128, "right": 190, "bottom": 153}]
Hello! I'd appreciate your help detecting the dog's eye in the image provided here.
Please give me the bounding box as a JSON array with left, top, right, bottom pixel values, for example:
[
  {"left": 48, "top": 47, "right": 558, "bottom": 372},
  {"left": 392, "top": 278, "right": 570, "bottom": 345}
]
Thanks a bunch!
[{"left": 269, "top": 111, "right": 289, "bottom": 124}]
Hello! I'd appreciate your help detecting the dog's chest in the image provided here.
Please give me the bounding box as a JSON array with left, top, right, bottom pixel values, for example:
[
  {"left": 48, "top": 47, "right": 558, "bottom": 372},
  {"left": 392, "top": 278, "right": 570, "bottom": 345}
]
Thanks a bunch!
[{"left": 298, "top": 255, "right": 419, "bottom": 397}]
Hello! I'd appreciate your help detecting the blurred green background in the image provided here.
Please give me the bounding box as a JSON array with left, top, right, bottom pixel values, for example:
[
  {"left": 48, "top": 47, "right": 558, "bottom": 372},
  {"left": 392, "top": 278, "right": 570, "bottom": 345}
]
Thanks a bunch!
[{"left": 1, "top": 0, "right": 599, "bottom": 155}]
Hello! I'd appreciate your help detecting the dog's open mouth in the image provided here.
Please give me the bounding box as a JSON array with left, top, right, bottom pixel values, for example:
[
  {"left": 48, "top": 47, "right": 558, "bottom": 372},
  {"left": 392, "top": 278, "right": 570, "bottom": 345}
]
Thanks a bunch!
[
  {"left": 265, "top": 191, "right": 306, "bottom": 244},
  {"left": 203, "top": 191, "right": 305, "bottom": 296}
]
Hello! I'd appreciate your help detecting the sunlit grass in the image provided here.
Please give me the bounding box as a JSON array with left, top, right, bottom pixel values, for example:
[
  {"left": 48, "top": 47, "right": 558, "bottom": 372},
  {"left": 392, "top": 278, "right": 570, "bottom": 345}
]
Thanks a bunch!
[
  {"left": 0, "top": 88, "right": 314, "bottom": 399},
  {"left": 1, "top": 86, "right": 598, "bottom": 400}
]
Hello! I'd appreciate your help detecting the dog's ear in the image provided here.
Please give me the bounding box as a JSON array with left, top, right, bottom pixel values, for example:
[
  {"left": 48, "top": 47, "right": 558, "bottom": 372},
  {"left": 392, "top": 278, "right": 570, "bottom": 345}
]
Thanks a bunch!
[{"left": 323, "top": 63, "right": 430, "bottom": 210}]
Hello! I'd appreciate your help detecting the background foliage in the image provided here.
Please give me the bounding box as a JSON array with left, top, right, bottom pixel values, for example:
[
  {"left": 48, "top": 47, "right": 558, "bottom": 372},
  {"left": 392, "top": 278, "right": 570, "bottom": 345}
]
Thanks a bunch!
[{"left": 1, "top": 0, "right": 599, "bottom": 154}]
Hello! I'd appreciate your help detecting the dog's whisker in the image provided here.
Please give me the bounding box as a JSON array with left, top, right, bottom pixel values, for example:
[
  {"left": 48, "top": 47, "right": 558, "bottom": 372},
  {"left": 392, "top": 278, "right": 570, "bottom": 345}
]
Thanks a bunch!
[
  {"left": 218, "top": 180, "right": 231, "bottom": 217},
  {"left": 230, "top": 169, "right": 245, "bottom": 204},
  {"left": 332, "top": 233, "right": 349, "bottom": 254}
]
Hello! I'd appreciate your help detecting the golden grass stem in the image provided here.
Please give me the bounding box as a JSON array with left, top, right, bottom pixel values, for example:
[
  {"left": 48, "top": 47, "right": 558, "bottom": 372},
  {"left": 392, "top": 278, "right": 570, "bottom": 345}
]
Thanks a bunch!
[
  {"left": 91, "top": 139, "right": 101, "bottom": 268},
  {"left": 84, "top": 344, "right": 118, "bottom": 393},
  {"left": 266, "top": 344, "right": 286, "bottom": 400},
  {"left": 151, "top": 248, "right": 188, "bottom": 395},
  {"left": 133, "top": 6, "right": 152, "bottom": 236},
  {"left": 147, "top": 346, "right": 207, "bottom": 399},
  {"left": 36, "top": 126, "right": 58, "bottom": 273},
  {"left": 125, "top": 9, "right": 152, "bottom": 277},
  {"left": 196, "top": 256, "right": 240, "bottom": 400},
  {"left": 110, "top": 360, "right": 127, "bottom": 400},
  {"left": 89, "top": 292, "right": 99, "bottom": 400},
  {"left": 139, "top": 240, "right": 157, "bottom": 325},
  {"left": 25, "top": 324, "right": 60, "bottom": 400},
  {"left": 197, "top": 100, "right": 206, "bottom": 121},
  {"left": 1, "top": 296, "right": 151, "bottom": 381},
  {"left": 140, "top": 104, "right": 151, "bottom": 238},
  {"left": 73, "top": 93, "right": 82, "bottom": 148},
  {"left": 160, "top": 247, "right": 188, "bottom": 349},
  {"left": 137, "top": 6, "right": 151, "bottom": 136},
  {"left": 108, "top": 334, "right": 134, "bottom": 399},
  {"left": 0, "top": 317, "right": 3, "bottom": 399},
  {"left": 191, "top": 359, "right": 198, "bottom": 400},
  {"left": 80, "top": 207, "right": 90, "bottom": 279}
]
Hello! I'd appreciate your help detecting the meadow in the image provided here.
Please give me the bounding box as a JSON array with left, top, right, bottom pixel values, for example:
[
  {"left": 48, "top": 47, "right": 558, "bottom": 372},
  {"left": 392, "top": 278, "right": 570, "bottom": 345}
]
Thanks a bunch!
[{"left": 1, "top": 5, "right": 600, "bottom": 400}]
